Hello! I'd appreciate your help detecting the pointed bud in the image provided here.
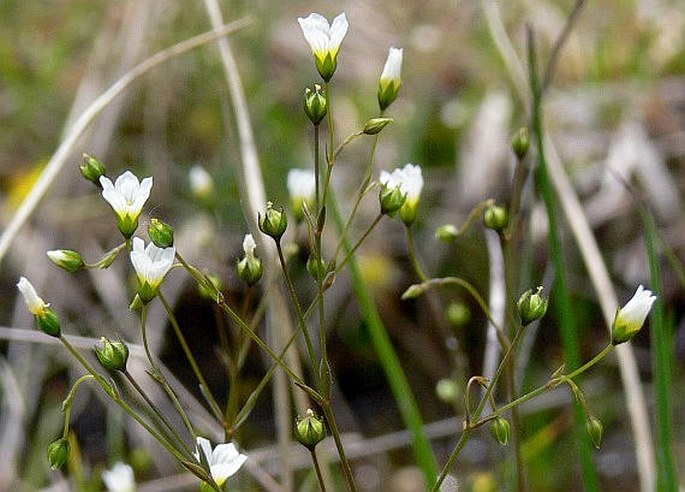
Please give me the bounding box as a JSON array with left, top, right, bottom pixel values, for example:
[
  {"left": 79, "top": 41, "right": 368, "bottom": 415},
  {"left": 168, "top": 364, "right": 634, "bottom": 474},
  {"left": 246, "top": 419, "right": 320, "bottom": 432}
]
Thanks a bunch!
[
  {"left": 47, "top": 250, "right": 85, "bottom": 273},
  {"left": 378, "top": 47, "right": 403, "bottom": 111},
  {"left": 363, "top": 117, "right": 393, "bottom": 135},
  {"left": 258, "top": 202, "right": 288, "bottom": 241},
  {"left": 295, "top": 409, "right": 327, "bottom": 450},
  {"left": 436, "top": 224, "right": 458, "bottom": 243},
  {"left": 586, "top": 415, "right": 603, "bottom": 449},
  {"left": 304, "top": 84, "right": 327, "bottom": 125},
  {"left": 483, "top": 204, "right": 508, "bottom": 233},
  {"left": 517, "top": 286, "right": 548, "bottom": 326},
  {"left": 512, "top": 127, "right": 530, "bottom": 161},
  {"left": 80, "top": 154, "right": 106, "bottom": 185},
  {"left": 489, "top": 416, "right": 511, "bottom": 446},
  {"left": 237, "top": 235, "right": 263, "bottom": 287},
  {"left": 95, "top": 337, "right": 129, "bottom": 373},
  {"left": 148, "top": 218, "right": 174, "bottom": 248},
  {"left": 47, "top": 438, "right": 70, "bottom": 470}
]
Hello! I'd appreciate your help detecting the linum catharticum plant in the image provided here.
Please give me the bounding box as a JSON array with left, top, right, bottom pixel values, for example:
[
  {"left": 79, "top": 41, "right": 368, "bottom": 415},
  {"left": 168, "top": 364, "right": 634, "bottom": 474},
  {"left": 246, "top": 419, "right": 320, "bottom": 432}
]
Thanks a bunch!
[{"left": 15, "top": 10, "right": 658, "bottom": 492}]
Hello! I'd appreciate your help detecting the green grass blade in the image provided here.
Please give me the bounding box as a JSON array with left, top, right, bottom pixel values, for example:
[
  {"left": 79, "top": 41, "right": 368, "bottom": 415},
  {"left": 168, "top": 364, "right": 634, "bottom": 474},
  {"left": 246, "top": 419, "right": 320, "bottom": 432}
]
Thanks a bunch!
[
  {"left": 330, "top": 193, "right": 438, "bottom": 485},
  {"left": 642, "top": 208, "right": 678, "bottom": 491},
  {"left": 528, "top": 28, "right": 600, "bottom": 491}
]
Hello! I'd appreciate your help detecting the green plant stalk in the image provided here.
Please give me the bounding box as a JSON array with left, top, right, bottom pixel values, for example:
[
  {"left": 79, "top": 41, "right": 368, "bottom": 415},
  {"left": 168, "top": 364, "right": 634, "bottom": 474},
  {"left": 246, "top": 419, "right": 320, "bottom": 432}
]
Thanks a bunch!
[
  {"left": 274, "top": 240, "right": 320, "bottom": 379},
  {"left": 158, "top": 292, "right": 225, "bottom": 426},
  {"left": 527, "top": 28, "right": 600, "bottom": 491},
  {"left": 334, "top": 213, "right": 384, "bottom": 273},
  {"left": 405, "top": 226, "right": 428, "bottom": 282},
  {"left": 313, "top": 121, "right": 329, "bottom": 385},
  {"left": 310, "top": 449, "right": 328, "bottom": 492},
  {"left": 140, "top": 305, "right": 197, "bottom": 438},
  {"left": 61, "top": 375, "right": 95, "bottom": 438},
  {"left": 330, "top": 194, "right": 438, "bottom": 485},
  {"left": 643, "top": 208, "right": 678, "bottom": 491},
  {"left": 320, "top": 402, "right": 359, "bottom": 492},
  {"left": 432, "top": 321, "right": 529, "bottom": 491},
  {"left": 58, "top": 336, "right": 198, "bottom": 468}
]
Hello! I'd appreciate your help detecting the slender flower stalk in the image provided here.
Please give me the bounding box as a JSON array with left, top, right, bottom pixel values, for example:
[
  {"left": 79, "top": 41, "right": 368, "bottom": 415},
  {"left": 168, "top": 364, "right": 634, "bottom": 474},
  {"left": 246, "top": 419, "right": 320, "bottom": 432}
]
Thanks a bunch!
[{"left": 298, "top": 12, "right": 349, "bottom": 81}]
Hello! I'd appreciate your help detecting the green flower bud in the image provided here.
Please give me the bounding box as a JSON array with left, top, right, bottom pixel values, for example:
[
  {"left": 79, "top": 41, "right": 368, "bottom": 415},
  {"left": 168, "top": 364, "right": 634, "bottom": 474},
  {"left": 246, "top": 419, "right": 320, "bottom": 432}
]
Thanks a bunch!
[
  {"left": 379, "top": 185, "right": 407, "bottom": 216},
  {"left": 586, "top": 415, "right": 603, "bottom": 449},
  {"left": 37, "top": 308, "right": 61, "bottom": 338},
  {"left": 46, "top": 249, "right": 85, "bottom": 273},
  {"left": 436, "top": 224, "right": 458, "bottom": 243},
  {"left": 295, "top": 409, "right": 326, "bottom": 450},
  {"left": 237, "top": 255, "right": 263, "bottom": 286},
  {"left": 611, "top": 285, "right": 656, "bottom": 345},
  {"left": 512, "top": 127, "right": 530, "bottom": 161},
  {"left": 483, "top": 204, "right": 508, "bottom": 233},
  {"left": 148, "top": 218, "right": 174, "bottom": 248},
  {"left": 401, "top": 283, "right": 427, "bottom": 300},
  {"left": 306, "top": 255, "right": 327, "bottom": 281},
  {"left": 517, "top": 286, "right": 548, "bottom": 326},
  {"left": 363, "top": 117, "right": 393, "bottom": 135},
  {"left": 95, "top": 337, "right": 129, "bottom": 372},
  {"left": 80, "top": 154, "right": 106, "bottom": 185},
  {"left": 304, "top": 84, "right": 327, "bottom": 126},
  {"left": 489, "top": 416, "right": 510, "bottom": 446},
  {"left": 377, "top": 47, "right": 403, "bottom": 111},
  {"left": 258, "top": 202, "right": 288, "bottom": 241},
  {"left": 446, "top": 301, "right": 471, "bottom": 328},
  {"left": 47, "top": 438, "right": 70, "bottom": 470}
]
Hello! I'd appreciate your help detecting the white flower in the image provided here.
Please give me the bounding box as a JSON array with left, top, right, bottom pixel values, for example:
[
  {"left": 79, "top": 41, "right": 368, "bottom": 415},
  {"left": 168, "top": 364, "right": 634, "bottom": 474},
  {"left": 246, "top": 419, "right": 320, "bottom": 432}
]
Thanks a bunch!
[
  {"left": 17, "top": 276, "right": 48, "bottom": 315},
  {"left": 102, "top": 462, "right": 136, "bottom": 492},
  {"left": 378, "top": 47, "right": 403, "bottom": 111},
  {"left": 379, "top": 164, "right": 423, "bottom": 225},
  {"left": 243, "top": 234, "right": 257, "bottom": 259},
  {"left": 612, "top": 285, "right": 657, "bottom": 345},
  {"left": 100, "top": 171, "right": 153, "bottom": 237},
  {"left": 130, "top": 237, "right": 175, "bottom": 303},
  {"left": 189, "top": 166, "right": 214, "bottom": 199},
  {"left": 380, "top": 47, "right": 403, "bottom": 84},
  {"left": 194, "top": 437, "right": 247, "bottom": 487},
  {"left": 287, "top": 168, "right": 316, "bottom": 221},
  {"left": 298, "top": 12, "right": 348, "bottom": 81}
]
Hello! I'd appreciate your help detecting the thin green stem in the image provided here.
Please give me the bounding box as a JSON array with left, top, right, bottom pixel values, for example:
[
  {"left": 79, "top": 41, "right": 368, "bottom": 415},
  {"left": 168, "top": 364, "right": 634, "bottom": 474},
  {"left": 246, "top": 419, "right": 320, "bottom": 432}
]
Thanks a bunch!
[
  {"left": 405, "top": 226, "right": 428, "bottom": 282},
  {"left": 158, "top": 292, "right": 225, "bottom": 426},
  {"left": 62, "top": 375, "right": 95, "bottom": 438},
  {"left": 321, "top": 402, "right": 359, "bottom": 492},
  {"left": 310, "top": 449, "right": 328, "bottom": 492},
  {"left": 274, "top": 241, "right": 319, "bottom": 376},
  {"left": 140, "top": 304, "right": 197, "bottom": 438},
  {"left": 334, "top": 213, "right": 384, "bottom": 273}
]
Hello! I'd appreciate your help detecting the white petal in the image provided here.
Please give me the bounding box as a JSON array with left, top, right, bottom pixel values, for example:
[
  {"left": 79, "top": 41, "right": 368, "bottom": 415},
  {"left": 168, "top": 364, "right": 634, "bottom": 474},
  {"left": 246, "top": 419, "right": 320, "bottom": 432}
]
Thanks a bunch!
[
  {"left": 194, "top": 437, "right": 213, "bottom": 463},
  {"left": 100, "top": 176, "right": 127, "bottom": 212},
  {"left": 17, "top": 276, "right": 46, "bottom": 314},
  {"left": 102, "top": 462, "right": 135, "bottom": 492},
  {"left": 243, "top": 234, "right": 256, "bottom": 257},
  {"left": 381, "top": 47, "right": 403, "bottom": 81},
  {"left": 328, "top": 13, "right": 349, "bottom": 53},
  {"left": 287, "top": 169, "right": 316, "bottom": 201}
]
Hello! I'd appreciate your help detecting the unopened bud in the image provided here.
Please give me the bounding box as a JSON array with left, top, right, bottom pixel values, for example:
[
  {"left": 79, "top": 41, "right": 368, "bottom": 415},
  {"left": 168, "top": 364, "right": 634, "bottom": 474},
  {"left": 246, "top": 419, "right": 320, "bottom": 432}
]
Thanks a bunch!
[
  {"left": 304, "top": 84, "right": 327, "bottom": 126},
  {"left": 258, "top": 202, "right": 288, "bottom": 241},
  {"left": 47, "top": 438, "right": 70, "bottom": 470},
  {"left": 483, "top": 204, "right": 508, "bottom": 233},
  {"left": 295, "top": 409, "right": 327, "bottom": 450},
  {"left": 37, "top": 308, "right": 61, "bottom": 338},
  {"left": 95, "top": 337, "right": 129, "bottom": 372},
  {"left": 363, "top": 117, "right": 393, "bottom": 135},
  {"left": 436, "top": 378, "right": 461, "bottom": 404},
  {"left": 47, "top": 250, "right": 85, "bottom": 273},
  {"left": 401, "top": 283, "right": 427, "bottom": 300},
  {"left": 446, "top": 302, "right": 471, "bottom": 328},
  {"left": 306, "top": 255, "right": 327, "bottom": 281},
  {"left": 237, "top": 255, "right": 263, "bottom": 286},
  {"left": 80, "top": 154, "right": 106, "bottom": 185},
  {"left": 517, "top": 286, "right": 548, "bottom": 326},
  {"left": 512, "top": 127, "right": 530, "bottom": 160},
  {"left": 489, "top": 416, "right": 510, "bottom": 446},
  {"left": 148, "top": 218, "right": 174, "bottom": 248},
  {"left": 586, "top": 415, "right": 603, "bottom": 449}
]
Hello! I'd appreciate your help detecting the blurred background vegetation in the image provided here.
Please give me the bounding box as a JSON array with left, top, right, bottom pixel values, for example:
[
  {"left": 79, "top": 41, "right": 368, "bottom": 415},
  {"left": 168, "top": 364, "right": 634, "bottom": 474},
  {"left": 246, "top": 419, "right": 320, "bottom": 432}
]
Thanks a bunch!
[{"left": 0, "top": 0, "right": 684, "bottom": 490}]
